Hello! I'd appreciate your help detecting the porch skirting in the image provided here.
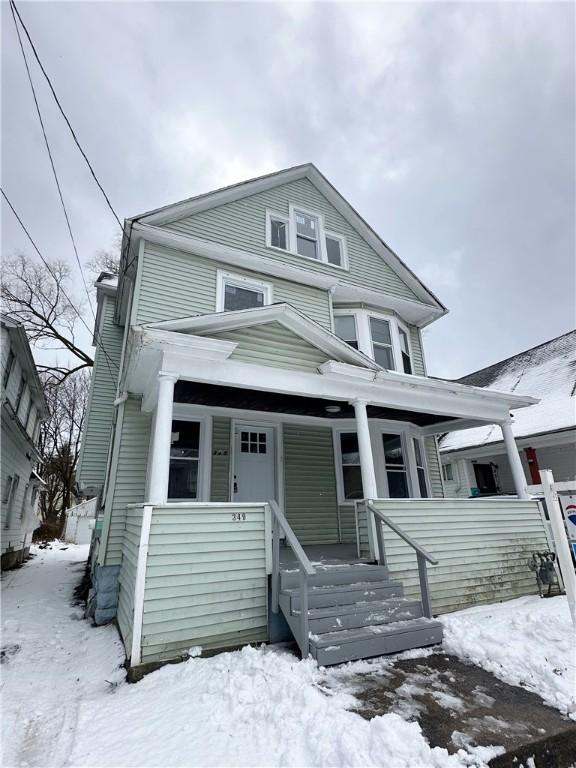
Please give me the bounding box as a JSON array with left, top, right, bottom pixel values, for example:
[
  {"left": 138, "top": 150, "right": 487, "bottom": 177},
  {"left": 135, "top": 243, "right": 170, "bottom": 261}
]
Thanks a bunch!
[{"left": 116, "top": 497, "right": 549, "bottom": 670}]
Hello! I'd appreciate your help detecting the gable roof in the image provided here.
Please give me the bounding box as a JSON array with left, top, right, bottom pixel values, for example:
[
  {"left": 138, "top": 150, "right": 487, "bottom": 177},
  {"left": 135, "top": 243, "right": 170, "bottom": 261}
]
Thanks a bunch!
[
  {"left": 440, "top": 330, "right": 576, "bottom": 452},
  {"left": 143, "top": 303, "right": 381, "bottom": 371},
  {"left": 124, "top": 164, "right": 447, "bottom": 318}
]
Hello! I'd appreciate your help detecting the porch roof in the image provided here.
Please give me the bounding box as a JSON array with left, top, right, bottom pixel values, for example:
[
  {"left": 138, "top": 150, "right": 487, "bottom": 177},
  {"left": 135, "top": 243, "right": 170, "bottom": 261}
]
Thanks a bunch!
[{"left": 125, "top": 324, "right": 539, "bottom": 432}]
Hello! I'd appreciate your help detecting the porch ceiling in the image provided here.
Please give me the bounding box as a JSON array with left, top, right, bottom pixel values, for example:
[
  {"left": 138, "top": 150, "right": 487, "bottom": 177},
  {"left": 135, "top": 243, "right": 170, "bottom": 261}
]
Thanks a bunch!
[{"left": 174, "top": 381, "right": 458, "bottom": 427}]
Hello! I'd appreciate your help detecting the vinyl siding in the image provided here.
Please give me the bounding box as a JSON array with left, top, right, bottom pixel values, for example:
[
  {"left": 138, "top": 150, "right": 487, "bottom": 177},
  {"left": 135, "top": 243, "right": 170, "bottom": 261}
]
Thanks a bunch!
[
  {"left": 357, "top": 498, "right": 548, "bottom": 613},
  {"left": 410, "top": 327, "right": 426, "bottom": 376},
  {"left": 1, "top": 411, "right": 37, "bottom": 557},
  {"left": 116, "top": 505, "right": 143, "bottom": 654},
  {"left": 211, "top": 323, "right": 330, "bottom": 372},
  {"left": 425, "top": 437, "right": 445, "bottom": 498},
  {"left": 77, "top": 295, "right": 123, "bottom": 490},
  {"left": 164, "top": 177, "right": 419, "bottom": 302},
  {"left": 104, "top": 397, "right": 151, "bottom": 566},
  {"left": 210, "top": 417, "right": 231, "bottom": 502},
  {"left": 283, "top": 424, "right": 340, "bottom": 544},
  {"left": 140, "top": 504, "right": 269, "bottom": 663},
  {"left": 136, "top": 243, "right": 332, "bottom": 329}
]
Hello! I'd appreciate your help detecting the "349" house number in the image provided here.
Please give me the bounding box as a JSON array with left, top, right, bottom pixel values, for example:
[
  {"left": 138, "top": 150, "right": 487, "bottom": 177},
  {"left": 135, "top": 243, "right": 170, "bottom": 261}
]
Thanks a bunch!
[{"left": 232, "top": 512, "right": 247, "bottom": 522}]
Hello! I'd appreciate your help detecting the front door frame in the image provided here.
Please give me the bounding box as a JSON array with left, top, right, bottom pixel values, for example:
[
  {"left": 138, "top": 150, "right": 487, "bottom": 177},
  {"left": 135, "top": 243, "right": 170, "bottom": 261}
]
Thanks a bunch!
[{"left": 230, "top": 419, "right": 284, "bottom": 510}]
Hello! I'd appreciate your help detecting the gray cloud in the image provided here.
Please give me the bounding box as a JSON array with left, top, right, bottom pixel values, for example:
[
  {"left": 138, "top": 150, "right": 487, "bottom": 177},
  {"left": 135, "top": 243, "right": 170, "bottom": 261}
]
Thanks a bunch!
[{"left": 2, "top": 1, "right": 574, "bottom": 377}]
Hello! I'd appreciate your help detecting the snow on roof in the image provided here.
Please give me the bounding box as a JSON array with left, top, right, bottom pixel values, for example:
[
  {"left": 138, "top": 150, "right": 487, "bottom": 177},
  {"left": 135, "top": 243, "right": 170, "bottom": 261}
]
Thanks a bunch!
[
  {"left": 95, "top": 272, "right": 118, "bottom": 289},
  {"left": 440, "top": 330, "right": 576, "bottom": 452}
]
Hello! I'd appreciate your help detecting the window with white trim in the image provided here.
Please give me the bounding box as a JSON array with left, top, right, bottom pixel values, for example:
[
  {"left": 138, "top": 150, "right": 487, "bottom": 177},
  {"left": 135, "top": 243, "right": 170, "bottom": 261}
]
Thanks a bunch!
[
  {"left": 413, "top": 438, "right": 429, "bottom": 498},
  {"left": 382, "top": 433, "right": 410, "bottom": 498},
  {"left": 3, "top": 349, "right": 15, "bottom": 389},
  {"left": 442, "top": 463, "right": 454, "bottom": 482},
  {"left": 369, "top": 317, "right": 395, "bottom": 370},
  {"left": 334, "top": 315, "right": 358, "bottom": 349},
  {"left": 4, "top": 474, "right": 20, "bottom": 528},
  {"left": 339, "top": 432, "right": 363, "bottom": 500},
  {"left": 334, "top": 309, "right": 416, "bottom": 374},
  {"left": 398, "top": 326, "right": 413, "bottom": 374},
  {"left": 217, "top": 271, "right": 272, "bottom": 312},
  {"left": 265, "top": 206, "right": 348, "bottom": 269},
  {"left": 169, "top": 420, "right": 201, "bottom": 500}
]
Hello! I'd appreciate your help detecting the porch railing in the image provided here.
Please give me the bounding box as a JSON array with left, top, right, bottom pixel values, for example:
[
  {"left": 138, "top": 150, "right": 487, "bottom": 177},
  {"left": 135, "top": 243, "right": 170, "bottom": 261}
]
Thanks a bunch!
[
  {"left": 269, "top": 499, "right": 316, "bottom": 657},
  {"left": 366, "top": 501, "right": 438, "bottom": 618}
]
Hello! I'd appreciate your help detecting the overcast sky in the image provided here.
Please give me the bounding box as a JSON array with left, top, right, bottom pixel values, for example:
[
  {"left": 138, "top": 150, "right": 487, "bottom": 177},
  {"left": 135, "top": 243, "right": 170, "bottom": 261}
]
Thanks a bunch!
[{"left": 2, "top": 1, "right": 574, "bottom": 378}]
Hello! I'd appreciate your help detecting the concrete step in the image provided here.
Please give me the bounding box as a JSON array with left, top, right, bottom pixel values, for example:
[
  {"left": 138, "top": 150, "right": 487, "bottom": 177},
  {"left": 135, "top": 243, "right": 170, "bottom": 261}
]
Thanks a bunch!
[
  {"left": 306, "top": 598, "right": 424, "bottom": 634},
  {"left": 280, "top": 564, "right": 390, "bottom": 590},
  {"left": 310, "top": 618, "right": 444, "bottom": 666},
  {"left": 283, "top": 581, "right": 404, "bottom": 611}
]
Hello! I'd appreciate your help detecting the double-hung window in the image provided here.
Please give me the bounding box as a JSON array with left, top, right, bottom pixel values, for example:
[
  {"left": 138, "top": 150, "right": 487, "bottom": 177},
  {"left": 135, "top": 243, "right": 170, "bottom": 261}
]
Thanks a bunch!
[
  {"left": 398, "top": 327, "right": 412, "bottom": 374},
  {"left": 169, "top": 420, "right": 201, "bottom": 500},
  {"left": 217, "top": 271, "right": 272, "bottom": 312},
  {"left": 339, "top": 432, "right": 363, "bottom": 500},
  {"left": 334, "top": 315, "right": 358, "bottom": 349},
  {"left": 382, "top": 433, "right": 409, "bottom": 498},
  {"left": 294, "top": 210, "right": 320, "bottom": 260},
  {"left": 369, "top": 317, "right": 395, "bottom": 370},
  {"left": 14, "top": 375, "right": 26, "bottom": 413},
  {"left": 413, "top": 439, "right": 429, "bottom": 498}
]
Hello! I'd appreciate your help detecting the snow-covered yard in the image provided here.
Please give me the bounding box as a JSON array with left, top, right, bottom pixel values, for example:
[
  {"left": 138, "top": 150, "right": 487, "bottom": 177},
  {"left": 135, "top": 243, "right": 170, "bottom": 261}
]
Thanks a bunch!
[{"left": 1, "top": 545, "right": 574, "bottom": 768}]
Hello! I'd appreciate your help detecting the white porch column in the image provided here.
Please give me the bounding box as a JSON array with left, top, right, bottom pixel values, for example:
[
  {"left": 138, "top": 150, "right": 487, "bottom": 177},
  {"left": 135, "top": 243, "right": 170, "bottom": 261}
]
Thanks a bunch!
[
  {"left": 147, "top": 372, "right": 178, "bottom": 505},
  {"left": 351, "top": 399, "right": 378, "bottom": 499},
  {"left": 499, "top": 419, "right": 528, "bottom": 499}
]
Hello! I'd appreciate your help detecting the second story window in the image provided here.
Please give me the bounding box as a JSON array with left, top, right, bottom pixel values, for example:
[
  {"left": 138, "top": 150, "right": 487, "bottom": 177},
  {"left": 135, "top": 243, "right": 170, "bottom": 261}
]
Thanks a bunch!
[
  {"left": 217, "top": 270, "right": 272, "bottom": 313},
  {"left": 398, "top": 327, "right": 412, "bottom": 374},
  {"left": 334, "top": 315, "right": 358, "bottom": 349},
  {"left": 369, "top": 317, "right": 395, "bottom": 370},
  {"left": 15, "top": 374, "right": 26, "bottom": 413}
]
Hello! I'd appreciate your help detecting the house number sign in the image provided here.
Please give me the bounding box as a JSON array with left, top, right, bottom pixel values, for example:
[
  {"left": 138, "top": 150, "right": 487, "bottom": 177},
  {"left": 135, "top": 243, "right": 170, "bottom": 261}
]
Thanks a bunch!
[{"left": 232, "top": 512, "right": 247, "bottom": 521}]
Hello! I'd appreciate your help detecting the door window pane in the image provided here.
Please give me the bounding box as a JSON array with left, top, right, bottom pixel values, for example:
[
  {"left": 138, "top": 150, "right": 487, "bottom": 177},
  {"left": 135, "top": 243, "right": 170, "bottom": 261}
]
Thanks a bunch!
[
  {"left": 343, "top": 466, "right": 363, "bottom": 500},
  {"left": 224, "top": 283, "right": 264, "bottom": 311},
  {"left": 334, "top": 315, "right": 358, "bottom": 349},
  {"left": 169, "top": 420, "right": 200, "bottom": 499},
  {"left": 382, "top": 433, "right": 410, "bottom": 499}
]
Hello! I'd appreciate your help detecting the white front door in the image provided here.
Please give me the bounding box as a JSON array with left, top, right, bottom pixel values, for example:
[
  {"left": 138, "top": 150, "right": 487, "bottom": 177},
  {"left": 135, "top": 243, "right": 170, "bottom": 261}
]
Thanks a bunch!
[{"left": 233, "top": 425, "right": 276, "bottom": 503}]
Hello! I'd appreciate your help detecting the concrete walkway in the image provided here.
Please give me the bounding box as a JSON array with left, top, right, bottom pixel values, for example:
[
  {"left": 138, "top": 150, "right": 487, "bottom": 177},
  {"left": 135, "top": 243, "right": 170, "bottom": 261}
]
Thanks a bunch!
[{"left": 345, "top": 653, "right": 576, "bottom": 767}]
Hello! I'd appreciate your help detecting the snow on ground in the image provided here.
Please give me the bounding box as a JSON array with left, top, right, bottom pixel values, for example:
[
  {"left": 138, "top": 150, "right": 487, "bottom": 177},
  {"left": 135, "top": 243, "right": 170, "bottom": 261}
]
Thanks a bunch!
[
  {"left": 1, "top": 544, "right": 125, "bottom": 768},
  {"left": 441, "top": 594, "right": 576, "bottom": 719},
  {"left": 2, "top": 547, "right": 575, "bottom": 768}
]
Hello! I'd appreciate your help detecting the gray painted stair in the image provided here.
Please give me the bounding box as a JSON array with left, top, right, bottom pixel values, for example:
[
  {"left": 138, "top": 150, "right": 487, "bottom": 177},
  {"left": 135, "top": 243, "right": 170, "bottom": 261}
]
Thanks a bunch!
[{"left": 278, "top": 564, "right": 443, "bottom": 665}]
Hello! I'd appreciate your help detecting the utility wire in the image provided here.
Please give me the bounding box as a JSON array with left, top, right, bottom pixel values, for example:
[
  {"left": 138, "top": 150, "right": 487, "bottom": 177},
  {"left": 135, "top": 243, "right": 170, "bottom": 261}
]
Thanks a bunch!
[
  {"left": 9, "top": 0, "right": 123, "bottom": 231},
  {"left": 1, "top": 188, "right": 120, "bottom": 379},
  {"left": 10, "top": 1, "right": 96, "bottom": 321}
]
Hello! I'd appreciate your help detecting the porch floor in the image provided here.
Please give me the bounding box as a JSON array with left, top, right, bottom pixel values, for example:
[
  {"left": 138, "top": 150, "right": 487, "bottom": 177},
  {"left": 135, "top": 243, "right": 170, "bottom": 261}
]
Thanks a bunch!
[{"left": 279, "top": 543, "right": 369, "bottom": 569}]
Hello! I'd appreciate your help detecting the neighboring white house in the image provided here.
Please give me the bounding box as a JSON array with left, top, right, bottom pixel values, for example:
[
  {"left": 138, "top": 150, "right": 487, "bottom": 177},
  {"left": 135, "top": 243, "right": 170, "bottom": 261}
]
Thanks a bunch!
[
  {"left": 1, "top": 314, "right": 48, "bottom": 569},
  {"left": 440, "top": 330, "right": 575, "bottom": 497},
  {"left": 64, "top": 497, "right": 98, "bottom": 546}
]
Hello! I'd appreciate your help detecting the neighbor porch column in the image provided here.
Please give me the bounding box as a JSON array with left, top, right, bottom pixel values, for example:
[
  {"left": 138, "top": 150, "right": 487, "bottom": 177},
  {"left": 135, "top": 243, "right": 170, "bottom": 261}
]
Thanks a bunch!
[
  {"left": 499, "top": 419, "right": 528, "bottom": 499},
  {"left": 352, "top": 399, "right": 378, "bottom": 499},
  {"left": 148, "top": 372, "right": 178, "bottom": 505}
]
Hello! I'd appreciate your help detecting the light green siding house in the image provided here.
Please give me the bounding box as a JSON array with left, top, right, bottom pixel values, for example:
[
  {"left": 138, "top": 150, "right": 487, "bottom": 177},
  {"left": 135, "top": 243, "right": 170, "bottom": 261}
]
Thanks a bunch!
[
  {"left": 1, "top": 315, "right": 48, "bottom": 570},
  {"left": 80, "top": 164, "right": 547, "bottom": 671}
]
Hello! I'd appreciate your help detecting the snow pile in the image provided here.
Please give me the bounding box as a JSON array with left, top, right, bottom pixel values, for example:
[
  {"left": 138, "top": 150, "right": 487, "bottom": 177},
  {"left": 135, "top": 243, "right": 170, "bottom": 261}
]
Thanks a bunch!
[
  {"left": 441, "top": 595, "right": 576, "bottom": 718},
  {"left": 70, "top": 644, "right": 491, "bottom": 768}
]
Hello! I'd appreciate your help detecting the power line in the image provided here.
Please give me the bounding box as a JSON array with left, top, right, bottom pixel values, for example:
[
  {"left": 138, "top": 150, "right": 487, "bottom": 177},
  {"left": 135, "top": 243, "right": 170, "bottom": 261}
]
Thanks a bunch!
[
  {"left": 1, "top": 188, "right": 120, "bottom": 380},
  {"left": 9, "top": 0, "right": 123, "bottom": 231},
  {"left": 10, "top": 1, "right": 97, "bottom": 323}
]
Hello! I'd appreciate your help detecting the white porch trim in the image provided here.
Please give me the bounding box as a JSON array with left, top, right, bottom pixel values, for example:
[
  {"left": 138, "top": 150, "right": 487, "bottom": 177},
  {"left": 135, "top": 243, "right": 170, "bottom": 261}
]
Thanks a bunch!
[
  {"left": 147, "top": 372, "right": 178, "bottom": 505},
  {"left": 499, "top": 419, "right": 529, "bottom": 499}
]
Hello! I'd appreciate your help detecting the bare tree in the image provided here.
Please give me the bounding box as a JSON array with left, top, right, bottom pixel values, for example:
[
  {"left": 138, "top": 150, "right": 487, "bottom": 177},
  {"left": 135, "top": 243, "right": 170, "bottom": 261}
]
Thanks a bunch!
[
  {"left": 1, "top": 253, "right": 93, "bottom": 384},
  {"left": 36, "top": 370, "right": 90, "bottom": 539},
  {"left": 86, "top": 235, "right": 121, "bottom": 281}
]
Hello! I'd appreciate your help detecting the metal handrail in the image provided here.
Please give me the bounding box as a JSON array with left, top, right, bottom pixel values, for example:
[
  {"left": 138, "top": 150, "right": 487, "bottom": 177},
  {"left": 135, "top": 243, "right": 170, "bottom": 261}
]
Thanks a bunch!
[
  {"left": 269, "top": 499, "right": 316, "bottom": 658},
  {"left": 366, "top": 501, "right": 437, "bottom": 618}
]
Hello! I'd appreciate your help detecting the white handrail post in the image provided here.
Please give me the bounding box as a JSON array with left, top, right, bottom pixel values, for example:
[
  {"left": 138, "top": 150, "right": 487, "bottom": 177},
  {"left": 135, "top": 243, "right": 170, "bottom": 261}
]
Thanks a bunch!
[
  {"left": 499, "top": 419, "right": 529, "bottom": 499},
  {"left": 540, "top": 469, "right": 576, "bottom": 626}
]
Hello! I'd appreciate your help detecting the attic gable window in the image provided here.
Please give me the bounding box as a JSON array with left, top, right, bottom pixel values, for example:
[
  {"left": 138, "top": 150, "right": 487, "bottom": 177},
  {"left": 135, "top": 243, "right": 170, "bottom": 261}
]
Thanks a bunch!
[{"left": 265, "top": 206, "right": 348, "bottom": 269}]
